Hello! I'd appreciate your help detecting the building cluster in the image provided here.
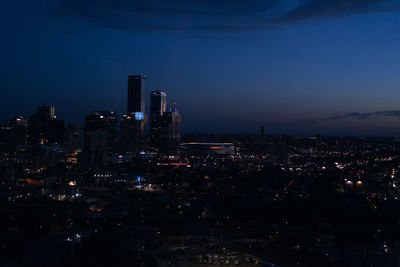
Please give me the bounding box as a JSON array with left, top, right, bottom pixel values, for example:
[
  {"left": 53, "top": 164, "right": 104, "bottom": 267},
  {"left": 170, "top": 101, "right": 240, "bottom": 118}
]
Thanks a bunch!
[
  {"left": 3, "top": 119, "right": 400, "bottom": 266},
  {"left": 3, "top": 77, "right": 400, "bottom": 266},
  {"left": 0, "top": 74, "right": 182, "bottom": 167}
]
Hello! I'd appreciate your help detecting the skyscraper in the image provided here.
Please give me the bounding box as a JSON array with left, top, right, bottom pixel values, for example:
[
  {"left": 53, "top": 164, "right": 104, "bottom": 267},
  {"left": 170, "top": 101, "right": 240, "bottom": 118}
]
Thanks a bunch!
[
  {"left": 159, "top": 108, "right": 182, "bottom": 155},
  {"left": 65, "top": 124, "right": 84, "bottom": 153},
  {"left": 125, "top": 74, "right": 147, "bottom": 152},
  {"left": 260, "top": 125, "right": 265, "bottom": 144},
  {"left": 0, "top": 116, "right": 28, "bottom": 146},
  {"left": 127, "top": 74, "right": 146, "bottom": 113},
  {"left": 83, "top": 111, "right": 118, "bottom": 166},
  {"left": 28, "top": 105, "right": 64, "bottom": 145},
  {"left": 84, "top": 111, "right": 118, "bottom": 152},
  {"left": 150, "top": 90, "right": 167, "bottom": 150},
  {"left": 150, "top": 90, "right": 167, "bottom": 117},
  {"left": 120, "top": 113, "right": 146, "bottom": 152},
  {"left": 37, "top": 105, "right": 55, "bottom": 119}
]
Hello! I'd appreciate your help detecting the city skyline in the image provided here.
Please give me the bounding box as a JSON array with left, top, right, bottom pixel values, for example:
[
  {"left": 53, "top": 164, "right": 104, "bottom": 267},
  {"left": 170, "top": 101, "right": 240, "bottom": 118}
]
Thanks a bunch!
[
  {"left": 2, "top": 1, "right": 400, "bottom": 136},
  {"left": 3, "top": 2, "right": 400, "bottom": 266}
]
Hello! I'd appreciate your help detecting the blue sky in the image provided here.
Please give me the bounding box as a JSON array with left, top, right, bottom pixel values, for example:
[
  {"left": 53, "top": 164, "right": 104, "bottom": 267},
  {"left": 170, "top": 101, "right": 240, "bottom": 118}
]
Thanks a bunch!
[{"left": 1, "top": 0, "right": 400, "bottom": 135}]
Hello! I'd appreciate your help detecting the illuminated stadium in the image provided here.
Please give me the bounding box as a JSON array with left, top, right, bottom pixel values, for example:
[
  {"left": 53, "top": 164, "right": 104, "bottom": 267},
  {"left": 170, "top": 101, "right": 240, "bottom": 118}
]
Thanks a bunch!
[{"left": 180, "top": 142, "right": 235, "bottom": 155}]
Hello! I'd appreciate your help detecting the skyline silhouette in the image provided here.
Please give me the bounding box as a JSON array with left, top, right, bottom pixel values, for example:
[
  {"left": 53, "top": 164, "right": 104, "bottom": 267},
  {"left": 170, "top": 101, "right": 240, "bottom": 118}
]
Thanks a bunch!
[{"left": 2, "top": 0, "right": 400, "bottom": 135}]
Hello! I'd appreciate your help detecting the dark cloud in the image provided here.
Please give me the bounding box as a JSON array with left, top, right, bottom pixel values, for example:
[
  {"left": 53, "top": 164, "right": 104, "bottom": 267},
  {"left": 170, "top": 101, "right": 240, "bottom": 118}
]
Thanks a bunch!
[
  {"left": 43, "top": 0, "right": 399, "bottom": 33},
  {"left": 48, "top": 0, "right": 276, "bottom": 17},
  {"left": 327, "top": 110, "right": 400, "bottom": 120},
  {"left": 374, "top": 126, "right": 400, "bottom": 130},
  {"left": 274, "top": 0, "right": 398, "bottom": 23},
  {"left": 43, "top": 0, "right": 278, "bottom": 33}
]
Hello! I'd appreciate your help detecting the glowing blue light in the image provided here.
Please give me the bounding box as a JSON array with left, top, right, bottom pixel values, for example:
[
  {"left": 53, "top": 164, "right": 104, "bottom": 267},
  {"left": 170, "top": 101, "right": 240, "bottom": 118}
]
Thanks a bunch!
[
  {"left": 137, "top": 176, "right": 141, "bottom": 182},
  {"left": 135, "top": 112, "right": 144, "bottom": 121}
]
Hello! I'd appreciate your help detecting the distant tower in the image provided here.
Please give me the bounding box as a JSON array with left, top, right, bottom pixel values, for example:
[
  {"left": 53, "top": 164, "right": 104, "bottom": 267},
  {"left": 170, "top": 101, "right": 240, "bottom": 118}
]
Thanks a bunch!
[
  {"left": 150, "top": 90, "right": 167, "bottom": 149},
  {"left": 150, "top": 90, "right": 167, "bottom": 117},
  {"left": 260, "top": 125, "right": 265, "bottom": 144},
  {"left": 127, "top": 74, "right": 146, "bottom": 113},
  {"left": 126, "top": 74, "right": 147, "bottom": 149},
  {"left": 83, "top": 111, "right": 118, "bottom": 166},
  {"left": 120, "top": 113, "right": 146, "bottom": 153},
  {"left": 65, "top": 124, "right": 84, "bottom": 153},
  {"left": 84, "top": 111, "right": 118, "bottom": 152},
  {"left": 28, "top": 105, "right": 63, "bottom": 144},
  {"left": 159, "top": 108, "right": 182, "bottom": 155},
  {"left": 37, "top": 105, "right": 55, "bottom": 119},
  {"left": 0, "top": 116, "right": 28, "bottom": 146}
]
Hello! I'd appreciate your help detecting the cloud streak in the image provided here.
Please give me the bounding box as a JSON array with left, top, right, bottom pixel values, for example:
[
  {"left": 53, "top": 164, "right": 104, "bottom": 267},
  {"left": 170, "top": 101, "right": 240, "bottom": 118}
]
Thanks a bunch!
[
  {"left": 44, "top": 0, "right": 278, "bottom": 33},
  {"left": 43, "top": 0, "right": 400, "bottom": 34},
  {"left": 274, "top": 0, "right": 399, "bottom": 23},
  {"left": 327, "top": 110, "right": 400, "bottom": 120}
]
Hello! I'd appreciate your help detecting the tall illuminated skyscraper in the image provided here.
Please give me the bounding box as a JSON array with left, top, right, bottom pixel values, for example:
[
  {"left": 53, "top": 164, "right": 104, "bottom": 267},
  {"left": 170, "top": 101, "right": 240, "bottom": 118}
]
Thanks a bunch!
[
  {"left": 127, "top": 74, "right": 146, "bottom": 113},
  {"left": 123, "top": 74, "right": 147, "bottom": 153},
  {"left": 150, "top": 90, "right": 167, "bottom": 149},
  {"left": 150, "top": 90, "right": 167, "bottom": 117}
]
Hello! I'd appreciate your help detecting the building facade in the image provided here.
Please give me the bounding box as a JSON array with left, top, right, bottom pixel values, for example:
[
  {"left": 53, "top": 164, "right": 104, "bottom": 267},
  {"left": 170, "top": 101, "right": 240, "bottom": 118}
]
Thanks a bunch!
[
  {"left": 127, "top": 74, "right": 146, "bottom": 114},
  {"left": 158, "top": 109, "right": 182, "bottom": 155},
  {"left": 150, "top": 90, "right": 167, "bottom": 151}
]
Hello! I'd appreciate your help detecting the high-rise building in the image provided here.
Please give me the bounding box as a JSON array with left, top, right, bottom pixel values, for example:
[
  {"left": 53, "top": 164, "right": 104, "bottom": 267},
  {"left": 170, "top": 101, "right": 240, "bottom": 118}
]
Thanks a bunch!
[
  {"left": 65, "top": 124, "right": 84, "bottom": 165},
  {"left": 150, "top": 90, "right": 167, "bottom": 150},
  {"left": 127, "top": 74, "right": 146, "bottom": 113},
  {"left": 8, "top": 116, "right": 28, "bottom": 128},
  {"left": 120, "top": 113, "right": 146, "bottom": 152},
  {"left": 84, "top": 111, "right": 118, "bottom": 152},
  {"left": 37, "top": 105, "right": 55, "bottom": 119},
  {"left": 260, "top": 125, "right": 265, "bottom": 144},
  {"left": 65, "top": 124, "right": 84, "bottom": 153},
  {"left": 83, "top": 111, "right": 118, "bottom": 166},
  {"left": 0, "top": 116, "right": 28, "bottom": 146},
  {"left": 125, "top": 74, "right": 147, "bottom": 151},
  {"left": 158, "top": 108, "right": 182, "bottom": 155},
  {"left": 28, "top": 105, "right": 64, "bottom": 145},
  {"left": 47, "top": 119, "right": 65, "bottom": 144},
  {"left": 150, "top": 90, "right": 167, "bottom": 117}
]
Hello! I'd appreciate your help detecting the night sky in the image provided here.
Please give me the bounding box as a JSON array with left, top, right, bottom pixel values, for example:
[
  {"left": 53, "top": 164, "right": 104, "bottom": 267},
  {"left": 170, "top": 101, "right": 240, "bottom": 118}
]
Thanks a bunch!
[{"left": 1, "top": 0, "right": 400, "bottom": 136}]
